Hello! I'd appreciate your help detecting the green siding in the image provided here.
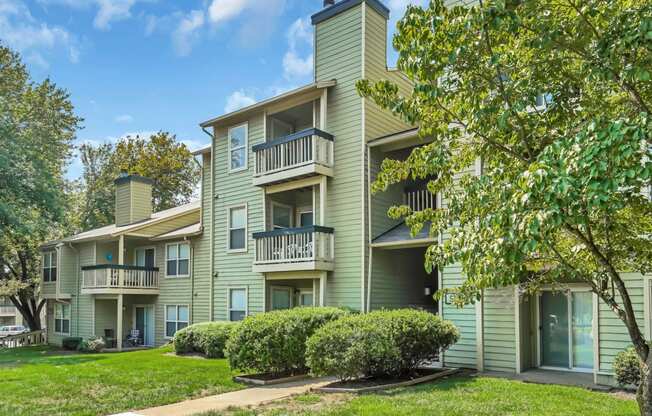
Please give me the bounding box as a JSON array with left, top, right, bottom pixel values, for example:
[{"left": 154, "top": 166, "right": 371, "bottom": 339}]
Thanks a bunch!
[{"left": 483, "top": 287, "right": 516, "bottom": 372}]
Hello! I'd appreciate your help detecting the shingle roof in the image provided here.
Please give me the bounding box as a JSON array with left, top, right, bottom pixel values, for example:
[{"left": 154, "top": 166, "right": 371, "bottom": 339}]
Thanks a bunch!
[{"left": 150, "top": 223, "right": 202, "bottom": 241}]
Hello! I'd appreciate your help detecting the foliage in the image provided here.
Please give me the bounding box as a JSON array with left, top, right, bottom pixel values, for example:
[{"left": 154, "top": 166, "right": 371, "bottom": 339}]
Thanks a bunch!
[
  {"left": 62, "top": 337, "right": 83, "bottom": 351},
  {"left": 357, "top": 0, "right": 652, "bottom": 409},
  {"left": 78, "top": 132, "right": 200, "bottom": 231},
  {"left": 173, "top": 322, "right": 238, "bottom": 359},
  {"left": 615, "top": 346, "right": 643, "bottom": 387},
  {"left": 225, "top": 307, "right": 348, "bottom": 375},
  {"left": 306, "top": 309, "right": 458, "bottom": 380},
  {"left": 77, "top": 336, "right": 105, "bottom": 353},
  {"left": 0, "top": 45, "right": 82, "bottom": 330}
]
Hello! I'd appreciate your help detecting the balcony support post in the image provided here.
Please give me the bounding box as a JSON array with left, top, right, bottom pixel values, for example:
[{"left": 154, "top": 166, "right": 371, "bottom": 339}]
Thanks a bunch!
[
  {"left": 319, "top": 271, "right": 326, "bottom": 307},
  {"left": 118, "top": 235, "right": 125, "bottom": 287},
  {"left": 116, "top": 294, "right": 123, "bottom": 351},
  {"left": 319, "top": 176, "right": 326, "bottom": 226}
]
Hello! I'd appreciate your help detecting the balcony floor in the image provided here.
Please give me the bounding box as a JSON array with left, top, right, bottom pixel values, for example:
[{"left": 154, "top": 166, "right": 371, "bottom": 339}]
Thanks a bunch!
[
  {"left": 252, "top": 260, "right": 334, "bottom": 273},
  {"left": 253, "top": 163, "right": 333, "bottom": 187}
]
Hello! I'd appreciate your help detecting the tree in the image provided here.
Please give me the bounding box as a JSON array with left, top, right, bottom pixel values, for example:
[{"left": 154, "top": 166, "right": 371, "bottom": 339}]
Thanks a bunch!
[
  {"left": 358, "top": 0, "right": 652, "bottom": 412},
  {"left": 0, "top": 45, "right": 82, "bottom": 330},
  {"left": 78, "top": 132, "right": 200, "bottom": 231}
]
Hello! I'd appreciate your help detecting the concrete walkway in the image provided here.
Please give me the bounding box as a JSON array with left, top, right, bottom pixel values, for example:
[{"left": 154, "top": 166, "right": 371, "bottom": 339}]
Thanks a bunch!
[{"left": 112, "top": 377, "right": 334, "bottom": 416}]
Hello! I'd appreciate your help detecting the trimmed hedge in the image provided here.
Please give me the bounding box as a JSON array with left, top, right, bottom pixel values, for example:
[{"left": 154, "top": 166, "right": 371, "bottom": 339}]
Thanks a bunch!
[
  {"left": 62, "top": 337, "right": 83, "bottom": 351},
  {"left": 306, "top": 309, "right": 459, "bottom": 380},
  {"left": 173, "top": 322, "right": 238, "bottom": 358},
  {"left": 225, "top": 307, "right": 348, "bottom": 374},
  {"left": 614, "top": 347, "right": 642, "bottom": 387}
]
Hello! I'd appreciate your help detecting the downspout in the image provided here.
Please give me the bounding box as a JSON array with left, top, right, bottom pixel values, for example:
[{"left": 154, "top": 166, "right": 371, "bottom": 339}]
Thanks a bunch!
[
  {"left": 201, "top": 126, "right": 215, "bottom": 321},
  {"left": 67, "top": 242, "right": 80, "bottom": 336},
  {"left": 191, "top": 156, "right": 203, "bottom": 325}
]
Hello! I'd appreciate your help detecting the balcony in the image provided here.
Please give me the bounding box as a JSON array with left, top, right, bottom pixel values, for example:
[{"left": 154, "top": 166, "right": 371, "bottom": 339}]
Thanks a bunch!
[
  {"left": 81, "top": 265, "right": 160, "bottom": 295},
  {"left": 252, "top": 128, "right": 334, "bottom": 186},
  {"left": 0, "top": 306, "right": 16, "bottom": 317},
  {"left": 404, "top": 186, "right": 436, "bottom": 212},
  {"left": 252, "top": 226, "right": 335, "bottom": 273}
]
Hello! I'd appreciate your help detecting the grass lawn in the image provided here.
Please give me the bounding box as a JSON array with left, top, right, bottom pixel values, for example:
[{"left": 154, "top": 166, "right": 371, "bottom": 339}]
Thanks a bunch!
[
  {"left": 206, "top": 376, "right": 637, "bottom": 416},
  {"left": 0, "top": 345, "right": 243, "bottom": 416}
]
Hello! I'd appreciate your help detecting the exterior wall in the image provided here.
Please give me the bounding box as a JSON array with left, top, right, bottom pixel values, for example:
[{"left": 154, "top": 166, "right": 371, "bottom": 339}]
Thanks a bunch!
[
  {"left": 115, "top": 181, "right": 132, "bottom": 226},
  {"left": 482, "top": 287, "right": 516, "bottom": 372},
  {"left": 115, "top": 180, "right": 153, "bottom": 226}
]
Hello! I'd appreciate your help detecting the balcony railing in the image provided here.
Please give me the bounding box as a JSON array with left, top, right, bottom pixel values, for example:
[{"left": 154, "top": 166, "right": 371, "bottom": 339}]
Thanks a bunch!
[
  {"left": 252, "top": 226, "right": 334, "bottom": 272},
  {"left": 252, "top": 128, "right": 334, "bottom": 185},
  {"left": 0, "top": 306, "right": 16, "bottom": 316},
  {"left": 404, "top": 187, "right": 436, "bottom": 212},
  {"left": 81, "top": 265, "right": 159, "bottom": 291}
]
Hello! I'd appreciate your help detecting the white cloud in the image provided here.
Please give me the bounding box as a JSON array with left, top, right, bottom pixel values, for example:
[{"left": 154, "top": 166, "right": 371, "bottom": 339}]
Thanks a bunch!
[
  {"left": 224, "top": 90, "right": 256, "bottom": 113},
  {"left": 172, "top": 9, "right": 205, "bottom": 56},
  {"left": 207, "top": 0, "right": 249, "bottom": 24},
  {"left": 114, "top": 114, "right": 134, "bottom": 124},
  {"left": 0, "top": 0, "right": 80, "bottom": 65},
  {"left": 282, "top": 17, "right": 313, "bottom": 80},
  {"left": 93, "top": 0, "right": 136, "bottom": 30}
]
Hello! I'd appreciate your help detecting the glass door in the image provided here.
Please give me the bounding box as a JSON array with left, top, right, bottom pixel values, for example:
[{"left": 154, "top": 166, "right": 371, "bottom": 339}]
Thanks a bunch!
[
  {"left": 572, "top": 292, "right": 594, "bottom": 369},
  {"left": 135, "top": 306, "right": 155, "bottom": 346},
  {"left": 540, "top": 292, "right": 569, "bottom": 368},
  {"left": 135, "top": 248, "right": 155, "bottom": 268},
  {"left": 271, "top": 287, "right": 292, "bottom": 310}
]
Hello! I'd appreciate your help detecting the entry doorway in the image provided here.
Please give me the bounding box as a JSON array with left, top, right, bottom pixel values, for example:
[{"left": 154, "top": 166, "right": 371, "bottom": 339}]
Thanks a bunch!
[
  {"left": 135, "top": 247, "right": 155, "bottom": 268},
  {"left": 133, "top": 305, "right": 155, "bottom": 346},
  {"left": 537, "top": 289, "right": 594, "bottom": 372}
]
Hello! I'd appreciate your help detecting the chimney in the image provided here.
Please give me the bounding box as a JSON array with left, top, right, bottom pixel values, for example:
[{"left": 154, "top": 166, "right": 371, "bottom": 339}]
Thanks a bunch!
[
  {"left": 323, "top": 0, "right": 335, "bottom": 7},
  {"left": 114, "top": 173, "right": 153, "bottom": 226}
]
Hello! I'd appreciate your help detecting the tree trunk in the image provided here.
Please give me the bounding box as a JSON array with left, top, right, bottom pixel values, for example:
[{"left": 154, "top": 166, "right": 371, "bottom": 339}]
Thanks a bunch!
[
  {"left": 638, "top": 359, "right": 652, "bottom": 416},
  {"left": 10, "top": 296, "right": 44, "bottom": 331}
]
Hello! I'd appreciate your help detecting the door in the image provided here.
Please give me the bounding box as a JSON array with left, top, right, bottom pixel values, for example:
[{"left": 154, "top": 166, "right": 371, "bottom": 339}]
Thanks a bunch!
[
  {"left": 271, "top": 287, "right": 292, "bottom": 310},
  {"left": 136, "top": 248, "right": 155, "bottom": 268},
  {"left": 135, "top": 305, "right": 155, "bottom": 346},
  {"left": 539, "top": 290, "right": 593, "bottom": 370}
]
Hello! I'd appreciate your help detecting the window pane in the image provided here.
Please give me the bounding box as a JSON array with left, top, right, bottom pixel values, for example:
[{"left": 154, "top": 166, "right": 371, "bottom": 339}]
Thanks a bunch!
[
  {"left": 55, "top": 304, "right": 62, "bottom": 319},
  {"left": 166, "top": 305, "right": 177, "bottom": 321},
  {"left": 43, "top": 268, "right": 50, "bottom": 282},
  {"left": 230, "top": 311, "right": 246, "bottom": 321},
  {"left": 272, "top": 288, "right": 291, "bottom": 310},
  {"left": 230, "top": 289, "right": 246, "bottom": 310},
  {"left": 231, "top": 148, "right": 246, "bottom": 170},
  {"left": 136, "top": 249, "right": 145, "bottom": 267},
  {"left": 178, "top": 259, "right": 189, "bottom": 276},
  {"left": 167, "top": 245, "right": 177, "bottom": 260},
  {"left": 230, "top": 229, "right": 245, "bottom": 250},
  {"left": 179, "top": 244, "right": 190, "bottom": 259},
  {"left": 178, "top": 306, "right": 189, "bottom": 322},
  {"left": 166, "top": 322, "right": 177, "bottom": 338},
  {"left": 301, "top": 293, "right": 313, "bottom": 306},
  {"left": 230, "top": 125, "right": 246, "bottom": 148},
  {"left": 230, "top": 207, "right": 245, "bottom": 228},
  {"left": 300, "top": 212, "right": 313, "bottom": 227},
  {"left": 51, "top": 253, "right": 57, "bottom": 267},
  {"left": 62, "top": 319, "right": 70, "bottom": 334},
  {"left": 51, "top": 268, "right": 57, "bottom": 282},
  {"left": 273, "top": 205, "right": 291, "bottom": 228},
  {"left": 167, "top": 260, "right": 177, "bottom": 276},
  {"left": 55, "top": 319, "right": 62, "bottom": 333},
  {"left": 62, "top": 304, "right": 70, "bottom": 319},
  {"left": 44, "top": 254, "right": 51, "bottom": 268},
  {"left": 177, "top": 321, "right": 188, "bottom": 331}
]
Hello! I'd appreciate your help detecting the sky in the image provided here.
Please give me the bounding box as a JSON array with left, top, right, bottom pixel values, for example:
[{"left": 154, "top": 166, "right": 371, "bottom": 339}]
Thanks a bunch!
[{"left": 1, "top": 0, "right": 426, "bottom": 180}]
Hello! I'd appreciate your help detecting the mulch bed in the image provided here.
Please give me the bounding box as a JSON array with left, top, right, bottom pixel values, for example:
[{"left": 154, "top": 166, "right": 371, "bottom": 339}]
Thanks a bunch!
[{"left": 316, "top": 367, "right": 460, "bottom": 393}]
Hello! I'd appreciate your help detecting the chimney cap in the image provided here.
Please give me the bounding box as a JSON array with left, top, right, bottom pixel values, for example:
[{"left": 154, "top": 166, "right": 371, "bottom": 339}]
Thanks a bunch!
[
  {"left": 114, "top": 174, "right": 154, "bottom": 186},
  {"left": 323, "top": 0, "right": 335, "bottom": 7}
]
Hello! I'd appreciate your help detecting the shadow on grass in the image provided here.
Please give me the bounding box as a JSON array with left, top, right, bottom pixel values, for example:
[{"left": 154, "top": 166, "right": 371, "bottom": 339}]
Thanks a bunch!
[
  {"left": 362, "top": 375, "right": 478, "bottom": 398},
  {"left": 0, "top": 346, "right": 108, "bottom": 367}
]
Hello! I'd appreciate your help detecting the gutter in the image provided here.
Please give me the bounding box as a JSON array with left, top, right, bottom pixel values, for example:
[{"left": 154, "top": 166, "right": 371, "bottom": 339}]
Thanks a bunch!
[{"left": 201, "top": 126, "right": 215, "bottom": 321}]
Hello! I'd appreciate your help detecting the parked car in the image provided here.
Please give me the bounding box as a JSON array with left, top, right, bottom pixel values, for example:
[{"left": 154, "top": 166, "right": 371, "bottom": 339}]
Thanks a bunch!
[{"left": 0, "top": 325, "right": 29, "bottom": 338}]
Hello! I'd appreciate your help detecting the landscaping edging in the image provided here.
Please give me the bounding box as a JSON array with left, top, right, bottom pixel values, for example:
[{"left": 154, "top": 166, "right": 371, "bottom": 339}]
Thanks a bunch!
[
  {"left": 315, "top": 367, "right": 461, "bottom": 393},
  {"left": 234, "top": 373, "right": 311, "bottom": 386}
]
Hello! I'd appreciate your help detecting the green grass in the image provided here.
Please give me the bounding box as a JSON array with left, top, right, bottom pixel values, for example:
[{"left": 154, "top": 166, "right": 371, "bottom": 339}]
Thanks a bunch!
[
  {"left": 205, "top": 376, "right": 637, "bottom": 416},
  {"left": 0, "top": 345, "right": 243, "bottom": 416}
]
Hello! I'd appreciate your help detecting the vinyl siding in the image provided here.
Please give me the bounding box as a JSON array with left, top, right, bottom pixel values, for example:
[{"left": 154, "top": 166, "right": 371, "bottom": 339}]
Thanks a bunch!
[
  {"left": 130, "top": 180, "right": 153, "bottom": 222},
  {"left": 482, "top": 287, "right": 517, "bottom": 372},
  {"left": 115, "top": 182, "right": 132, "bottom": 226}
]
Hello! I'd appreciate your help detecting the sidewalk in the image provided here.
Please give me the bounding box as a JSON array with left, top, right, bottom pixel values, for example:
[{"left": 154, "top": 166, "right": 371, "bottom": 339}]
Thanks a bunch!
[{"left": 112, "top": 377, "right": 334, "bottom": 416}]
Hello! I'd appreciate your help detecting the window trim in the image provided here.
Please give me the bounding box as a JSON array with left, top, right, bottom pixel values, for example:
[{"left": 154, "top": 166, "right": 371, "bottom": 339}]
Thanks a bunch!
[
  {"left": 164, "top": 304, "right": 190, "bottom": 339},
  {"left": 42, "top": 251, "right": 57, "bottom": 283},
  {"left": 227, "top": 287, "right": 248, "bottom": 321},
  {"left": 54, "top": 302, "right": 70, "bottom": 336},
  {"left": 226, "top": 203, "right": 248, "bottom": 253},
  {"left": 271, "top": 201, "right": 293, "bottom": 230},
  {"left": 228, "top": 123, "right": 248, "bottom": 173},
  {"left": 164, "top": 242, "right": 191, "bottom": 278},
  {"left": 133, "top": 246, "right": 156, "bottom": 268}
]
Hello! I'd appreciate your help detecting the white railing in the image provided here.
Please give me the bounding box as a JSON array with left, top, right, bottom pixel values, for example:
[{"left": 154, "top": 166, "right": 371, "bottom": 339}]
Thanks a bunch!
[
  {"left": 404, "top": 187, "right": 436, "bottom": 212},
  {"left": 82, "top": 265, "right": 159, "bottom": 290},
  {"left": 254, "top": 128, "right": 334, "bottom": 177},
  {"left": 0, "top": 329, "right": 47, "bottom": 349},
  {"left": 253, "top": 226, "right": 335, "bottom": 265},
  {"left": 0, "top": 306, "right": 16, "bottom": 316}
]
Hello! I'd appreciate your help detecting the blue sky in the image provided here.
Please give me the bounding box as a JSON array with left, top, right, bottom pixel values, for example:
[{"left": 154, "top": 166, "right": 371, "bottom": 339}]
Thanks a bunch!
[{"left": 0, "top": 0, "right": 425, "bottom": 180}]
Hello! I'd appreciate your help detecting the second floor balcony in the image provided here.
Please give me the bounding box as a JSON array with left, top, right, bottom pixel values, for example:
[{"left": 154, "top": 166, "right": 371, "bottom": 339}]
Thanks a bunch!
[
  {"left": 252, "top": 225, "right": 335, "bottom": 273},
  {"left": 252, "top": 128, "right": 334, "bottom": 186},
  {"left": 81, "top": 264, "right": 160, "bottom": 295}
]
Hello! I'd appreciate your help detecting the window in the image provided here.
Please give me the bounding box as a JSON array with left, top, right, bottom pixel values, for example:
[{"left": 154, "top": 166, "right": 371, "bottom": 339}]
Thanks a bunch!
[
  {"left": 229, "top": 288, "right": 247, "bottom": 321},
  {"left": 299, "top": 290, "right": 314, "bottom": 307},
  {"left": 54, "top": 303, "right": 70, "bottom": 335},
  {"left": 299, "top": 211, "right": 313, "bottom": 227},
  {"left": 42, "top": 251, "right": 57, "bottom": 282},
  {"left": 166, "top": 243, "right": 190, "bottom": 277},
  {"left": 272, "top": 203, "right": 292, "bottom": 229},
  {"left": 228, "top": 205, "right": 247, "bottom": 251},
  {"left": 228, "top": 124, "right": 248, "bottom": 172},
  {"left": 135, "top": 247, "right": 155, "bottom": 268},
  {"left": 271, "top": 286, "right": 292, "bottom": 310},
  {"left": 165, "top": 305, "right": 189, "bottom": 338}
]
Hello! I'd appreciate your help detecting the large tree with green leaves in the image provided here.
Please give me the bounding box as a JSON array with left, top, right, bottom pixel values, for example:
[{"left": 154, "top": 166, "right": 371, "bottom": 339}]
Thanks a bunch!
[
  {"left": 358, "top": 0, "right": 652, "bottom": 412},
  {"left": 78, "top": 132, "right": 200, "bottom": 231},
  {"left": 0, "top": 45, "right": 82, "bottom": 330}
]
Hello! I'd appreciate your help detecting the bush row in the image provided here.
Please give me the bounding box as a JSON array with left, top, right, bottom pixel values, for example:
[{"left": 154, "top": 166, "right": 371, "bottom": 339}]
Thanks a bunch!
[{"left": 173, "top": 321, "right": 238, "bottom": 358}]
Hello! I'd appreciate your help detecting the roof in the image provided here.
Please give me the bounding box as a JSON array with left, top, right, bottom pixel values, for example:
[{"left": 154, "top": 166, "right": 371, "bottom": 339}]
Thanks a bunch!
[
  {"left": 192, "top": 144, "right": 211, "bottom": 156},
  {"left": 42, "top": 201, "right": 201, "bottom": 247},
  {"left": 368, "top": 128, "right": 419, "bottom": 147},
  {"left": 371, "top": 221, "right": 434, "bottom": 246},
  {"left": 199, "top": 80, "right": 336, "bottom": 128},
  {"left": 150, "top": 223, "right": 203, "bottom": 241},
  {"left": 312, "top": 0, "right": 390, "bottom": 25}
]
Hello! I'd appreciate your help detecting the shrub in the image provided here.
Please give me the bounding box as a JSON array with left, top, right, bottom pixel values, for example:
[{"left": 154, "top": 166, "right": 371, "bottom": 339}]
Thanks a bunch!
[
  {"left": 306, "top": 309, "right": 459, "bottom": 380},
  {"left": 225, "top": 307, "right": 348, "bottom": 375},
  {"left": 173, "top": 321, "right": 238, "bottom": 358},
  {"left": 62, "top": 337, "right": 82, "bottom": 350},
  {"left": 614, "top": 347, "right": 642, "bottom": 387},
  {"left": 78, "top": 336, "right": 105, "bottom": 353}
]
